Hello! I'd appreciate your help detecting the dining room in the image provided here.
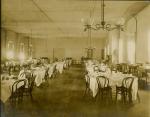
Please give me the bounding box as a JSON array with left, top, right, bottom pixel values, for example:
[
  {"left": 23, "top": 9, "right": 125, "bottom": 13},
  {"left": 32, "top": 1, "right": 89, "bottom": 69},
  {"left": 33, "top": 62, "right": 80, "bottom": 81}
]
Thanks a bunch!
[{"left": 1, "top": 0, "right": 150, "bottom": 117}]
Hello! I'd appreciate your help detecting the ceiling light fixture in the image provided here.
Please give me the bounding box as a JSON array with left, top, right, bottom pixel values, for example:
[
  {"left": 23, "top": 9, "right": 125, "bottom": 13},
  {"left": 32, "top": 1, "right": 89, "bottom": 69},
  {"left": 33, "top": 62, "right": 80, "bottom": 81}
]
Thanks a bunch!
[{"left": 84, "top": 0, "right": 124, "bottom": 32}]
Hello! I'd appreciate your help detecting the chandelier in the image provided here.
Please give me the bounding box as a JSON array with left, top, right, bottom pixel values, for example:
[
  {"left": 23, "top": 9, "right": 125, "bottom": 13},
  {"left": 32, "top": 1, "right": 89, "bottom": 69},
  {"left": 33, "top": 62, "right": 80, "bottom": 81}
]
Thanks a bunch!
[{"left": 84, "top": 0, "right": 124, "bottom": 32}]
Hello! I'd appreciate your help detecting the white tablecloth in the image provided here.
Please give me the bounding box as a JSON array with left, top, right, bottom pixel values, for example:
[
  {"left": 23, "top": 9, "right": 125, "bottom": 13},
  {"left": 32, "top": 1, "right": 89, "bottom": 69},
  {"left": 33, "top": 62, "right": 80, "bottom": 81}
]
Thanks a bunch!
[
  {"left": 1, "top": 79, "right": 24, "bottom": 103},
  {"left": 68, "top": 60, "right": 72, "bottom": 66},
  {"left": 85, "top": 72, "right": 138, "bottom": 101},
  {"left": 56, "top": 62, "right": 64, "bottom": 74},
  {"left": 47, "top": 64, "right": 56, "bottom": 77},
  {"left": 32, "top": 67, "right": 46, "bottom": 87}
]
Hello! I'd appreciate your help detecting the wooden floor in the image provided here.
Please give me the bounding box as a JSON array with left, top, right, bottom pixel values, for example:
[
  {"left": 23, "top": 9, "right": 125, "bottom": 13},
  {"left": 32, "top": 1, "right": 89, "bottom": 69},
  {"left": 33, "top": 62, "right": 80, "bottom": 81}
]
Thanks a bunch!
[{"left": 3, "top": 65, "right": 150, "bottom": 117}]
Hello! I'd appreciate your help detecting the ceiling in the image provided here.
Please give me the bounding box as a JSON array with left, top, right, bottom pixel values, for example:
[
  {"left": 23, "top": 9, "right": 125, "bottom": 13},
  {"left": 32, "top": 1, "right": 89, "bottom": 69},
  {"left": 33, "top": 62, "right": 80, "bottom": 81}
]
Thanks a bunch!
[{"left": 1, "top": 0, "right": 149, "bottom": 39}]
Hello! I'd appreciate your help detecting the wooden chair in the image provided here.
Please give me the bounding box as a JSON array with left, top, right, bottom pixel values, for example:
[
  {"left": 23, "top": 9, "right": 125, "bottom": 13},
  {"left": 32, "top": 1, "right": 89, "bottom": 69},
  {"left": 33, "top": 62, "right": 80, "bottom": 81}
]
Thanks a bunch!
[
  {"left": 129, "top": 65, "right": 138, "bottom": 76},
  {"left": 137, "top": 68, "right": 149, "bottom": 88},
  {"left": 14, "top": 65, "right": 20, "bottom": 72},
  {"left": 110, "top": 64, "right": 117, "bottom": 73},
  {"left": 147, "top": 72, "right": 150, "bottom": 85},
  {"left": 83, "top": 74, "right": 91, "bottom": 97},
  {"left": 23, "top": 73, "right": 36, "bottom": 101},
  {"left": 96, "top": 76, "right": 112, "bottom": 104},
  {"left": 116, "top": 64, "right": 122, "bottom": 72},
  {"left": 10, "top": 79, "right": 26, "bottom": 105},
  {"left": 52, "top": 65, "right": 57, "bottom": 78},
  {"left": 115, "top": 77, "right": 134, "bottom": 104},
  {"left": 141, "top": 70, "right": 149, "bottom": 86},
  {"left": 44, "top": 67, "right": 49, "bottom": 80},
  {"left": 121, "top": 63, "right": 129, "bottom": 74}
]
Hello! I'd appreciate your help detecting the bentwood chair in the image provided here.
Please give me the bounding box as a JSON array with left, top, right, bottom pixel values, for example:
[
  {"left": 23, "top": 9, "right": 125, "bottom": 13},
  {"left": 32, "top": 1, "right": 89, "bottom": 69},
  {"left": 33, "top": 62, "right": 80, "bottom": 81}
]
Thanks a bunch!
[
  {"left": 142, "top": 71, "right": 149, "bottom": 87},
  {"left": 52, "top": 65, "right": 57, "bottom": 78},
  {"left": 44, "top": 67, "right": 49, "bottom": 80},
  {"left": 110, "top": 64, "right": 117, "bottom": 73},
  {"left": 96, "top": 76, "right": 112, "bottom": 104},
  {"left": 147, "top": 72, "right": 150, "bottom": 85},
  {"left": 10, "top": 79, "right": 26, "bottom": 105},
  {"left": 14, "top": 65, "right": 20, "bottom": 72},
  {"left": 129, "top": 65, "right": 139, "bottom": 76},
  {"left": 44, "top": 67, "right": 50, "bottom": 86},
  {"left": 83, "top": 74, "right": 91, "bottom": 97},
  {"left": 23, "top": 72, "right": 35, "bottom": 100},
  {"left": 121, "top": 63, "right": 129, "bottom": 74},
  {"left": 137, "top": 68, "right": 149, "bottom": 88},
  {"left": 116, "top": 64, "right": 122, "bottom": 72},
  {"left": 115, "top": 77, "right": 134, "bottom": 104}
]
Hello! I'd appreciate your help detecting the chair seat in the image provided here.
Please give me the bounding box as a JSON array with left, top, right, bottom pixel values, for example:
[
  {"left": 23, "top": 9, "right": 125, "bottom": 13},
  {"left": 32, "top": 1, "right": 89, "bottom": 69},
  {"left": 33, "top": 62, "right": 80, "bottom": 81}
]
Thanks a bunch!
[
  {"left": 101, "top": 86, "right": 112, "bottom": 91},
  {"left": 116, "top": 86, "right": 131, "bottom": 94}
]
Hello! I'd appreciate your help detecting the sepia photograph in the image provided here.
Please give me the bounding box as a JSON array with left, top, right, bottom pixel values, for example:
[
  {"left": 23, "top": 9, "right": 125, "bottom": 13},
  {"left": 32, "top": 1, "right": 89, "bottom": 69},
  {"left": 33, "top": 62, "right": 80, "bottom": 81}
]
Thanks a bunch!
[{"left": 1, "top": 0, "right": 150, "bottom": 117}]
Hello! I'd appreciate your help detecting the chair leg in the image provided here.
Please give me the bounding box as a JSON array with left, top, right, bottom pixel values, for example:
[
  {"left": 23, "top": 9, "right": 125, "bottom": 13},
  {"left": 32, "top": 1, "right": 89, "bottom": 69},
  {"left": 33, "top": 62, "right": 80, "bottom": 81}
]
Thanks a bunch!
[
  {"left": 115, "top": 91, "right": 118, "bottom": 103},
  {"left": 11, "top": 96, "right": 16, "bottom": 107},
  {"left": 122, "top": 92, "right": 126, "bottom": 104},
  {"left": 18, "top": 92, "right": 23, "bottom": 104},
  {"left": 137, "top": 92, "right": 140, "bottom": 103},
  {"left": 109, "top": 90, "right": 113, "bottom": 104},
  {"left": 101, "top": 91, "right": 105, "bottom": 103},
  {"left": 96, "top": 90, "right": 101, "bottom": 101},
  {"left": 146, "top": 76, "right": 148, "bottom": 86},
  {"left": 128, "top": 91, "right": 133, "bottom": 104},
  {"left": 83, "top": 87, "right": 88, "bottom": 97},
  {"left": 30, "top": 92, "right": 33, "bottom": 101},
  {"left": 101, "top": 91, "right": 103, "bottom": 101}
]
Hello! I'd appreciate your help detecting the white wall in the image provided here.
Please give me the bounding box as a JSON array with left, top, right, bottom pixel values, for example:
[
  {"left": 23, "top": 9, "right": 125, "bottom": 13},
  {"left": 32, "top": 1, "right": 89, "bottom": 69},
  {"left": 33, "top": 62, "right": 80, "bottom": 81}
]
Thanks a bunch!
[
  {"left": 1, "top": 28, "right": 106, "bottom": 61},
  {"left": 126, "top": 5, "right": 150, "bottom": 63},
  {"left": 136, "top": 5, "right": 150, "bottom": 63},
  {"left": 107, "top": 29, "right": 120, "bottom": 64},
  {"left": 33, "top": 37, "right": 106, "bottom": 60},
  {"left": 1, "top": 28, "right": 35, "bottom": 61},
  {"left": 126, "top": 18, "right": 136, "bottom": 64},
  {"left": 106, "top": 5, "right": 150, "bottom": 64}
]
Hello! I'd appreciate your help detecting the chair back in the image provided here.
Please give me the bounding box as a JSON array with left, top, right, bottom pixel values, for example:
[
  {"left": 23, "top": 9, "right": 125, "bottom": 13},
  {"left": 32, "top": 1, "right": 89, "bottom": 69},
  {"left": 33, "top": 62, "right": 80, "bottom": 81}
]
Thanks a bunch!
[
  {"left": 137, "top": 67, "right": 143, "bottom": 78},
  {"left": 27, "top": 73, "right": 35, "bottom": 91},
  {"left": 85, "top": 74, "right": 90, "bottom": 88},
  {"left": 122, "top": 77, "right": 134, "bottom": 89},
  {"left": 18, "top": 70, "right": 28, "bottom": 79},
  {"left": 44, "top": 67, "right": 49, "bottom": 79},
  {"left": 116, "top": 64, "right": 122, "bottom": 72},
  {"left": 12, "top": 79, "right": 27, "bottom": 95},
  {"left": 53, "top": 64, "right": 57, "bottom": 73},
  {"left": 96, "top": 76, "right": 109, "bottom": 88},
  {"left": 122, "top": 63, "right": 129, "bottom": 73}
]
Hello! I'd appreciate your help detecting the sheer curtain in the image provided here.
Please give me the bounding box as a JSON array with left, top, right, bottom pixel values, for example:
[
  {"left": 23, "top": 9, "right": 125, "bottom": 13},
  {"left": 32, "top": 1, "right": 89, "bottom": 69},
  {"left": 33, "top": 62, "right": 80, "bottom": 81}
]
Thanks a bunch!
[
  {"left": 126, "top": 33, "right": 135, "bottom": 64},
  {"left": 119, "top": 32, "right": 124, "bottom": 63},
  {"left": 148, "top": 30, "right": 150, "bottom": 63}
]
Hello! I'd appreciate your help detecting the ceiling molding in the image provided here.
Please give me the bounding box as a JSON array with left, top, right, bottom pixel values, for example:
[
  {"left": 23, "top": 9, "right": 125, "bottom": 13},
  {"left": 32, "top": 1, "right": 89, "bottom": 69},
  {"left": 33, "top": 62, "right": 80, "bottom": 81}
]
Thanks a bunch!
[{"left": 124, "top": 2, "right": 149, "bottom": 22}]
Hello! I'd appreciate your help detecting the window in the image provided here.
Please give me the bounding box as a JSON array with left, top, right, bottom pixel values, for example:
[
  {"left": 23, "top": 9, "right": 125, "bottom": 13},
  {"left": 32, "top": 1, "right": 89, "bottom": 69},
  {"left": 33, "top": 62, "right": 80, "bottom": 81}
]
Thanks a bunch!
[
  {"left": 19, "top": 43, "right": 25, "bottom": 61},
  {"left": 7, "top": 41, "right": 14, "bottom": 59}
]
